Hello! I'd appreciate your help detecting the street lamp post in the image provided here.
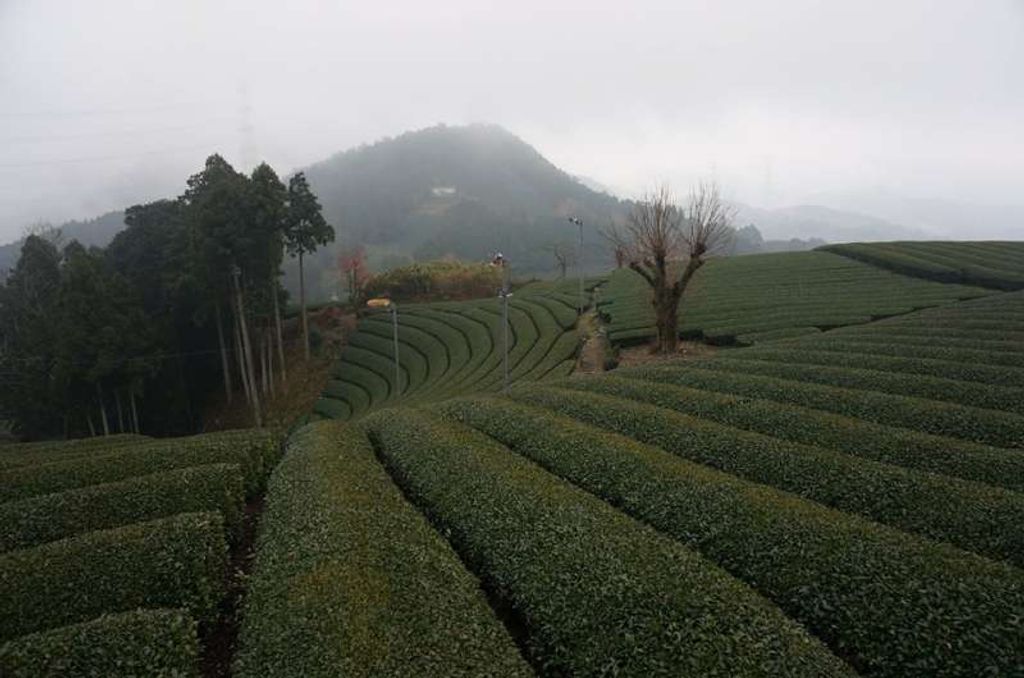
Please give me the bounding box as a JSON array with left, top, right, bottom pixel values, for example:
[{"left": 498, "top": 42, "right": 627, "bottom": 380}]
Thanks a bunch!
[
  {"left": 492, "top": 254, "right": 513, "bottom": 393},
  {"left": 367, "top": 298, "right": 401, "bottom": 396},
  {"left": 568, "top": 216, "right": 584, "bottom": 313},
  {"left": 499, "top": 285, "right": 513, "bottom": 393}
]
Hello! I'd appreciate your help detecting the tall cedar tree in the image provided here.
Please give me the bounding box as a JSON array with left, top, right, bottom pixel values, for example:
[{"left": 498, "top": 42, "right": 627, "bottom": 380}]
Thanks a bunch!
[
  {"left": 285, "top": 172, "right": 335, "bottom": 359},
  {"left": 250, "top": 163, "right": 289, "bottom": 384},
  {"left": 0, "top": 235, "right": 64, "bottom": 437}
]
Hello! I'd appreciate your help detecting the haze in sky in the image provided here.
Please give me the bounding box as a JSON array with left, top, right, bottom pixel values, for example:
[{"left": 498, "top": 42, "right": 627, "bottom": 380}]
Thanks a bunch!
[{"left": 1, "top": 0, "right": 1022, "bottom": 242}]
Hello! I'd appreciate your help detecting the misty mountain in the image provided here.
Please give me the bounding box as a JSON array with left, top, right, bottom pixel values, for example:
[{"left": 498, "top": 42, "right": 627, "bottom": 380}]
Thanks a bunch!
[
  {"left": 734, "top": 203, "right": 928, "bottom": 243},
  {"left": 0, "top": 211, "right": 126, "bottom": 277},
  {"left": 291, "top": 124, "right": 630, "bottom": 298},
  {"left": 810, "top": 188, "right": 1024, "bottom": 240}
]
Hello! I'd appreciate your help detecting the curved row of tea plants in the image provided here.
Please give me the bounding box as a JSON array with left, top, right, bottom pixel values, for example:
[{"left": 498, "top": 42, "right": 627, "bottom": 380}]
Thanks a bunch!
[
  {"left": 313, "top": 287, "right": 581, "bottom": 421},
  {"left": 508, "top": 384, "right": 1024, "bottom": 567},
  {"left": 599, "top": 251, "right": 991, "bottom": 346},
  {"left": 234, "top": 421, "right": 531, "bottom": 678},
  {"left": 822, "top": 241, "right": 1024, "bottom": 290},
  {"left": 438, "top": 396, "right": 1024, "bottom": 677},
  {"left": 364, "top": 408, "right": 854, "bottom": 677}
]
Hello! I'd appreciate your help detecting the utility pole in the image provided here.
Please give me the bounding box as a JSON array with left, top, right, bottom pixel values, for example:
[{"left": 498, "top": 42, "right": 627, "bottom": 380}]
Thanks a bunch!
[
  {"left": 493, "top": 254, "right": 513, "bottom": 393},
  {"left": 569, "top": 216, "right": 584, "bottom": 313},
  {"left": 499, "top": 285, "right": 513, "bottom": 393}
]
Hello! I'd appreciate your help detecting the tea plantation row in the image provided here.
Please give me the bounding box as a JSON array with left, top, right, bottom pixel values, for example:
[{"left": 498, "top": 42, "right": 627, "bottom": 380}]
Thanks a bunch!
[
  {"left": 822, "top": 240, "right": 1024, "bottom": 290},
  {"left": 312, "top": 285, "right": 582, "bottom": 421},
  {"left": 0, "top": 429, "right": 280, "bottom": 677},
  {"left": 239, "top": 288, "right": 1024, "bottom": 676},
  {"left": 600, "top": 250, "right": 992, "bottom": 346}
]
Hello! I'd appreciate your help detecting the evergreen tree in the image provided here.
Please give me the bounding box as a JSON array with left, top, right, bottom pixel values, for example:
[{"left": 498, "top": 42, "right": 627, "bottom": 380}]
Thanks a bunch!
[{"left": 284, "top": 172, "right": 334, "bottom": 359}]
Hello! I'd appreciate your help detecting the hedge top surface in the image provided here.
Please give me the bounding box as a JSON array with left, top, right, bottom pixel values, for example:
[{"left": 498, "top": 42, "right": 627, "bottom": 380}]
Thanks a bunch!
[
  {"left": 0, "top": 608, "right": 200, "bottom": 678},
  {"left": 234, "top": 420, "right": 532, "bottom": 678},
  {"left": 0, "top": 511, "right": 226, "bottom": 641},
  {"left": 437, "top": 395, "right": 1024, "bottom": 677},
  {"left": 822, "top": 241, "right": 1024, "bottom": 290},
  {"left": 365, "top": 408, "right": 855, "bottom": 677}
]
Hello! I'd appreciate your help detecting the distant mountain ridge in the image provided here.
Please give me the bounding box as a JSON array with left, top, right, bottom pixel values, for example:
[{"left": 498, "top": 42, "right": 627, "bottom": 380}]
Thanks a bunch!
[
  {"left": 5, "top": 124, "right": 994, "bottom": 298},
  {"left": 0, "top": 211, "right": 126, "bottom": 277}
]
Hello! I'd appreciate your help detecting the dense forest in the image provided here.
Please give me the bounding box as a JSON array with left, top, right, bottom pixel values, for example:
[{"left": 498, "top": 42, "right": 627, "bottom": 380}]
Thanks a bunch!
[{"left": 0, "top": 156, "right": 333, "bottom": 440}]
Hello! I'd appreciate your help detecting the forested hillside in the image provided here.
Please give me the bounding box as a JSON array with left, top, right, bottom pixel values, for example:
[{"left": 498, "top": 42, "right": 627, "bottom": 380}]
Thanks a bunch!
[{"left": 292, "top": 124, "right": 628, "bottom": 298}]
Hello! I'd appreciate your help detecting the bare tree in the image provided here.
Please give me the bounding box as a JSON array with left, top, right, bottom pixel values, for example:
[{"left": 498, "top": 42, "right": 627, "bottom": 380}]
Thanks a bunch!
[
  {"left": 549, "top": 242, "right": 576, "bottom": 279},
  {"left": 609, "top": 182, "right": 734, "bottom": 353}
]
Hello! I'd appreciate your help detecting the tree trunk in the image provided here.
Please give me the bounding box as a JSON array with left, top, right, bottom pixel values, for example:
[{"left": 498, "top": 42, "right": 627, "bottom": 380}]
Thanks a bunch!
[
  {"left": 86, "top": 412, "right": 96, "bottom": 437},
  {"left": 266, "top": 328, "right": 275, "bottom": 393},
  {"left": 130, "top": 389, "right": 139, "bottom": 434},
  {"left": 261, "top": 328, "right": 270, "bottom": 396},
  {"left": 234, "top": 273, "right": 262, "bottom": 427},
  {"left": 299, "top": 252, "right": 310, "bottom": 360},
  {"left": 115, "top": 389, "right": 124, "bottom": 433},
  {"left": 655, "top": 291, "right": 680, "bottom": 354},
  {"left": 654, "top": 258, "right": 703, "bottom": 354},
  {"left": 215, "top": 301, "right": 233, "bottom": 403},
  {"left": 272, "top": 284, "right": 286, "bottom": 386},
  {"left": 96, "top": 383, "right": 110, "bottom": 436},
  {"left": 233, "top": 305, "right": 252, "bottom": 405}
]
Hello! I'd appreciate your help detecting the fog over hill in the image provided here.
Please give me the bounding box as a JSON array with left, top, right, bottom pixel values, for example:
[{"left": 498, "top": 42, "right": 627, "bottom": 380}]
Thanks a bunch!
[{"left": 1, "top": 124, "right": 1017, "bottom": 295}]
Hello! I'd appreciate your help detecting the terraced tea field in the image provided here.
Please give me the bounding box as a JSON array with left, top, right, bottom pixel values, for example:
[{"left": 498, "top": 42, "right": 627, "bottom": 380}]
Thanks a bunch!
[
  {"left": 823, "top": 240, "right": 1024, "bottom": 290},
  {"left": 313, "top": 284, "right": 582, "bottom": 420},
  {"left": 238, "top": 284, "right": 1024, "bottom": 677},
  {"left": 600, "top": 250, "right": 992, "bottom": 345},
  {"left": 4, "top": 243, "right": 1023, "bottom": 677}
]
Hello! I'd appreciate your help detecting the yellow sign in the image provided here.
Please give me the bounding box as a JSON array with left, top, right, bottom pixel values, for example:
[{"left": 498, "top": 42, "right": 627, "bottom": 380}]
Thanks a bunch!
[{"left": 366, "top": 298, "right": 392, "bottom": 309}]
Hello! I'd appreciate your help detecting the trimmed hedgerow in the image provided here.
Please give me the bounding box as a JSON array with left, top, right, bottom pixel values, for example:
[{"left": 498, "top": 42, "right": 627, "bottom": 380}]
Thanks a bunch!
[
  {"left": 705, "top": 355, "right": 1024, "bottom": 415},
  {"left": 0, "top": 608, "right": 199, "bottom": 678},
  {"left": 509, "top": 385, "right": 1024, "bottom": 567},
  {"left": 0, "top": 512, "right": 226, "bottom": 641},
  {"left": 234, "top": 421, "right": 530, "bottom": 678},
  {"left": 822, "top": 241, "right": 1024, "bottom": 290},
  {"left": 0, "top": 434, "right": 150, "bottom": 470},
  {"left": 0, "top": 429, "right": 278, "bottom": 502},
  {"left": 439, "top": 396, "right": 1024, "bottom": 676},
  {"left": 0, "top": 463, "right": 245, "bottom": 552},
  {"left": 364, "top": 408, "right": 853, "bottom": 677},
  {"left": 626, "top": 363, "right": 1024, "bottom": 448},
  {"left": 561, "top": 375, "right": 1024, "bottom": 492}
]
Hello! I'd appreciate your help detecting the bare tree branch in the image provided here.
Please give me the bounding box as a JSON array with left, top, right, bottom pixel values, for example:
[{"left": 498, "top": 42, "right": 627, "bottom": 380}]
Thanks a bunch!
[{"left": 616, "top": 180, "right": 735, "bottom": 353}]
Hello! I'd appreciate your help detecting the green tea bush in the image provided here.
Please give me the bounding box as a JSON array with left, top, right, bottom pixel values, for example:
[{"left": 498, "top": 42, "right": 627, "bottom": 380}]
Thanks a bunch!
[
  {"left": 0, "top": 512, "right": 226, "bottom": 641},
  {"left": 708, "top": 355, "right": 1024, "bottom": 414},
  {"left": 823, "top": 241, "right": 1024, "bottom": 290},
  {"left": 234, "top": 421, "right": 530, "bottom": 678},
  {"left": 509, "top": 385, "right": 1024, "bottom": 566},
  {"left": 0, "top": 429, "right": 278, "bottom": 502},
  {"left": 562, "top": 375, "right": 1024, "bottom": 492},
  {"left": 629, "top": 364, "right": 1024, "bottom": 448},
  {"left": 317, "top": 288, "right": 579, "bottom": 420},
  {"left": 782, "top": 337, "right": 1024, "bottom": 369},
  {"left": 0, "top": 609, "right": 199, "bottom": 678},
  {"left": 0, "top": 434, "right": 150, "bottom": 470},
  {"left": 0, "top": 463, "right": 244, "bottom": 552},
  {"left": 364, "top": 408, "right": 853, "bottom": 677},
  {"left": 440, "top": 396, "right": 1024, "bottom": 677}
]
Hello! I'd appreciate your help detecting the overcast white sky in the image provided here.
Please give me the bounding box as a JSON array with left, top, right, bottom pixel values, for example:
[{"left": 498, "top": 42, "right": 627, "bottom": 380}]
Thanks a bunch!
[{"left": 1, "top": 0, "right": 1022, "bottom": 242}]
